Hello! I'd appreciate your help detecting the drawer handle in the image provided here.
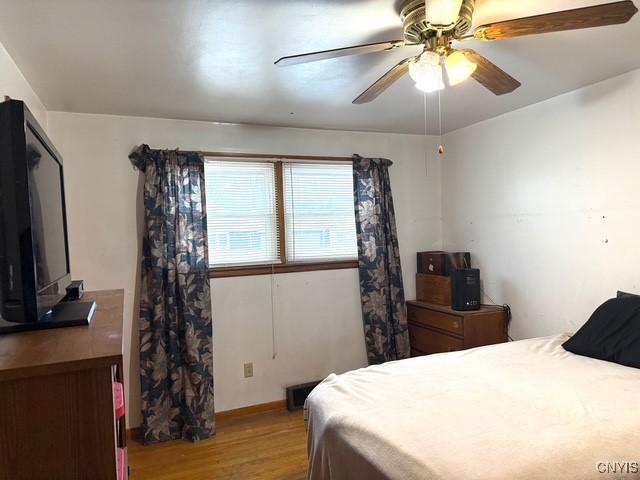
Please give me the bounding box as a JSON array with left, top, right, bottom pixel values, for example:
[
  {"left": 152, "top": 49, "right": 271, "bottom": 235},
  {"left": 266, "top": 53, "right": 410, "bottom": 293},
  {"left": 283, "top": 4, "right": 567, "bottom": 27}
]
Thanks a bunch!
[{"left": 452, "top": 321, "right": 460, "bottom": 329}]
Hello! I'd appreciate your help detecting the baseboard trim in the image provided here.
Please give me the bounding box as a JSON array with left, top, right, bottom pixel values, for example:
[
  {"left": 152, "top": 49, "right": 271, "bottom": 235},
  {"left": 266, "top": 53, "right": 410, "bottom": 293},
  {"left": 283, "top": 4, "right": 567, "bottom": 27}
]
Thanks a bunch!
[
  {"left": 126, "top": 399, "right": 288, "bottom": 441},
  {"left": 217, "top": 400, "right": 287, "bottom": 421}
]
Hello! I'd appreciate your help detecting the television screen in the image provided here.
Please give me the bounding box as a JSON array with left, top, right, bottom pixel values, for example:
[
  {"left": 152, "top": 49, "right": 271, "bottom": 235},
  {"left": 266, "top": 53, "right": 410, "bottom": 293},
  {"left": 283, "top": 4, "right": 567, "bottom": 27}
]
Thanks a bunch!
[
  {"left": 25, "top": 125, "right": 70, "bottom": 292},
  {"left": 0, "top": 100, "right": 92, "bottom": 332}
]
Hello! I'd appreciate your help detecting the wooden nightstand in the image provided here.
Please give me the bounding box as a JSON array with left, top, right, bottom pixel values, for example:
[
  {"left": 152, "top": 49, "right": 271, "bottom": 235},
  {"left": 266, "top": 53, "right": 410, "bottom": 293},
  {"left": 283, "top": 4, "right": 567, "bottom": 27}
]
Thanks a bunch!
[{"left": 407, "top": 300, "right": 508, "bottom": 356}]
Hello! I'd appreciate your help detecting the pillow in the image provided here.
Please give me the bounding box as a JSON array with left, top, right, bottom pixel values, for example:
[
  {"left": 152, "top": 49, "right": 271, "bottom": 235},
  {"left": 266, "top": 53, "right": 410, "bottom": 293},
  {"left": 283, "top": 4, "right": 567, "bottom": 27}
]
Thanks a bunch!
[
  {"left": 617, "top": 290, "right": 640, "bottom": 298},
  {"left": 563, "top": 296, "right": 640, "bottom": 368}
]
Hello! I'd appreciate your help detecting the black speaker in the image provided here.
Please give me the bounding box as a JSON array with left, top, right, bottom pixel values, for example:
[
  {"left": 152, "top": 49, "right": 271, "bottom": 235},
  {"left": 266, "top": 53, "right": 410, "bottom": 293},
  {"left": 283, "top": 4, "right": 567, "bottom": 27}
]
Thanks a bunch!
[{"left": 451, "top": 269, "right": 480, "bottom": 311}]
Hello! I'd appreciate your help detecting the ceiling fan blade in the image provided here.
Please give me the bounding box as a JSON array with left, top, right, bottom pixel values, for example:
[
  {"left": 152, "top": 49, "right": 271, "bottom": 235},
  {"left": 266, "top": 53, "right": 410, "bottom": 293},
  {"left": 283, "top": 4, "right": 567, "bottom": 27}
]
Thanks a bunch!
[
  {"left": 462, "top": 50, "right": 521, "bottom": 95},
  {"left": 352, "top": 57, "right": 414, "bottom": 104},
  {"left": 473, "top": 1, "right": 638, "bottom": 41},
  {"left": 275, "top": 40, "right": 407, "bottom": 66}
]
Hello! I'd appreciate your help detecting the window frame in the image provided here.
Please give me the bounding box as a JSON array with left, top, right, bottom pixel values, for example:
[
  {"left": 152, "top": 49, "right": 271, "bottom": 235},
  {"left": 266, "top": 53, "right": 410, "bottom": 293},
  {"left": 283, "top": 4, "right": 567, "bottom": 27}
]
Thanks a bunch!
[{"left": 206, "top": 156, "right": 358, "bottom": 278}]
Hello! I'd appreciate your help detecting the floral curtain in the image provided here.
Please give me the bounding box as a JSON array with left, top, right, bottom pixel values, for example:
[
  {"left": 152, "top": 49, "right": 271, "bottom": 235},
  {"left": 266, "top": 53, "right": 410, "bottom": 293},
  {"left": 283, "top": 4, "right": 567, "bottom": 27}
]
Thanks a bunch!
[
  {"left": 352, "top": 154, "right": 410, "bottom": 365},
  {"left": 129, "top": 144, "right": 215, "bottom": 444}
]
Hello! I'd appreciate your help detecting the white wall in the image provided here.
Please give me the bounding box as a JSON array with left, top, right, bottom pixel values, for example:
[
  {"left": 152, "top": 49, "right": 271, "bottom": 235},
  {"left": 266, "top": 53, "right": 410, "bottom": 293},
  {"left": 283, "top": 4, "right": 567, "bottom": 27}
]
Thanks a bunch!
[
  {"left": 441, "top": 69, "right": 640, "bottom": 340},
  {"left": 47, "top": 112, "right": 442, "bottom": 427},
  {"left": 0, "top": 41, "right": 47, "bottom": 129}
]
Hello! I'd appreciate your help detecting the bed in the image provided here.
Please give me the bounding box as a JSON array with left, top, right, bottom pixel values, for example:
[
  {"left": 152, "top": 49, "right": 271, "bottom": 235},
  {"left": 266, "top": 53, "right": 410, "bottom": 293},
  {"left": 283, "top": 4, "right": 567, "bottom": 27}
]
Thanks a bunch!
[{"left": 305, "top": 335, "right": 640, "bottom": 480}]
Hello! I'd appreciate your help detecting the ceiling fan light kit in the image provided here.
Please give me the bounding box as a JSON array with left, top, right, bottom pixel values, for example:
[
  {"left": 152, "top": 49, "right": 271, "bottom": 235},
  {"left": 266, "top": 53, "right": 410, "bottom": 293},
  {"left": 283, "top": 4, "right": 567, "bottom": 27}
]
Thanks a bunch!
[
  {"left": 409, "top": 51, "right": 444, "bottom": 92},
  {"left": 275, "top": 0, "right": 637, "bottom": 104},
  {"left": 409, "top": 49, "right": 477, "bottom": 92},
  {"left": 445, "top": 50, "right": 477, "bottom": 86}
]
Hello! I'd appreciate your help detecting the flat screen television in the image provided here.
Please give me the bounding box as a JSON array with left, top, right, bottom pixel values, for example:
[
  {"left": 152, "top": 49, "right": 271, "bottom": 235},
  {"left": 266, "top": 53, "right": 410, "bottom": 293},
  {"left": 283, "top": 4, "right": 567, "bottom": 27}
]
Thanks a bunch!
[{"left": 0, "top": 100, "right": 94, "bottom": 333}]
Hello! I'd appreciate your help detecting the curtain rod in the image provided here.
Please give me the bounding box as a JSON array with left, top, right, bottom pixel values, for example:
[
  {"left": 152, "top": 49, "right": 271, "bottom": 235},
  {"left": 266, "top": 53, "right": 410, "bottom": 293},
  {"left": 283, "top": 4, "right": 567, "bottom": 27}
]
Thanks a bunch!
[{"left": 200, "top": 151, "right": 353, "bottom": 162}]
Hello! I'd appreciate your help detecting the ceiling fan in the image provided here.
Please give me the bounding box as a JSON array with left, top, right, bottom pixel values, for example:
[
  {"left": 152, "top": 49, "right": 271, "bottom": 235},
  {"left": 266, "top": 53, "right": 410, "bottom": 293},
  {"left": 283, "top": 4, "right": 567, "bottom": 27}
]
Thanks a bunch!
[{"left": 274, "top": 0, "right": 638, "bottom": 104}]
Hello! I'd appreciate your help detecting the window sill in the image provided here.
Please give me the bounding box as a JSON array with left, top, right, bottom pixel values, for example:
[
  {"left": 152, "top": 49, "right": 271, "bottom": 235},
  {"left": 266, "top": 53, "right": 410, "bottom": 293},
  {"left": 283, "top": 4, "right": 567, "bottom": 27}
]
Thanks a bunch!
[{"left": 209, "top": 260, "right": 359, "bottom": 278}]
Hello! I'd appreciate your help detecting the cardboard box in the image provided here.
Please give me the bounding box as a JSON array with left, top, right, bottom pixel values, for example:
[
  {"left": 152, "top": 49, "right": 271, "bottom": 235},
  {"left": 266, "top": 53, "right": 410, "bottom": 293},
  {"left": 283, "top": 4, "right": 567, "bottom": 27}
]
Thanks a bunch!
[{"left": 416, "top": 273, "right": 452, "bottom": 306}]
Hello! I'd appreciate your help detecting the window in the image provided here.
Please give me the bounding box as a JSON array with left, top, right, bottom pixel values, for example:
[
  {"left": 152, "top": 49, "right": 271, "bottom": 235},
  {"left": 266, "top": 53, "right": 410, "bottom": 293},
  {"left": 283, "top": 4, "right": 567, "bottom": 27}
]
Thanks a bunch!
[
  {"left": 204, "top": 158, "right": 357, "bottom": 275},
  {"left": 205, "top": 161, "right": 279, "bottom": 266},
  {"left": 283, "top": 163, "right": 357, "bottom": 262}
]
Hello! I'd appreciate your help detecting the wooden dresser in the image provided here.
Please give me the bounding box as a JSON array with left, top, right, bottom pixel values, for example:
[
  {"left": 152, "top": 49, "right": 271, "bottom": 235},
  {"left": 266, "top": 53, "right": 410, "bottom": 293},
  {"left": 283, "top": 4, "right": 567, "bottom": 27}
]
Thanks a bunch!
[
  {"left": 407, "top": 300, "right": 508, "bottom": 356},
  {"left": 0, "top": 290, "right": 127, "bottom": 480}
]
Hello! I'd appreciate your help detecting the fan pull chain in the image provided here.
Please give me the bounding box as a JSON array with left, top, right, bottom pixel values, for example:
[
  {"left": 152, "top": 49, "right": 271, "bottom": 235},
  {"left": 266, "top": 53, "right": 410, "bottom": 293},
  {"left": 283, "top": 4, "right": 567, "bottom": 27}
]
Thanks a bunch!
[
  {"left": 423, "top": 91, "right": 429, "bottom": 177},
  {"left": 437, "top": 88, "right": 444, "bottom": 155}
]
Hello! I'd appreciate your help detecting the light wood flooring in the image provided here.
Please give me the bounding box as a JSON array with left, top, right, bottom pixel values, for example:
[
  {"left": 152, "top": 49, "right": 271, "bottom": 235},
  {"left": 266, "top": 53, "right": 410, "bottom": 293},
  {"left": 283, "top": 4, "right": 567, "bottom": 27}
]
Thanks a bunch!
[{"left": 128, "top": 409, "right": 307, "bottom": 480}]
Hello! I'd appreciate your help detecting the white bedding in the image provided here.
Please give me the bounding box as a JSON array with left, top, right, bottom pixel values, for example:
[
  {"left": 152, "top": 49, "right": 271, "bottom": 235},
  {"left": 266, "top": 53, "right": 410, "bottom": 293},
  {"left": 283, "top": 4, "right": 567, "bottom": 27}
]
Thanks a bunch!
[{"left": 306, "top": 335, "right": 640, "bottom": 480}]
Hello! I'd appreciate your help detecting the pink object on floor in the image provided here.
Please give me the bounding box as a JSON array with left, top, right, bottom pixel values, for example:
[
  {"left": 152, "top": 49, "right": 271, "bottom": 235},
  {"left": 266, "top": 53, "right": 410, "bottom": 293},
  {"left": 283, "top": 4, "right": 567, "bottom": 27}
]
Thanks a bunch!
[
  {"left": 113, "top": 381, "right": 125, "bottom": 419},
  {"left": 117, "top": 447, "right": 127, "bottom": 480}
]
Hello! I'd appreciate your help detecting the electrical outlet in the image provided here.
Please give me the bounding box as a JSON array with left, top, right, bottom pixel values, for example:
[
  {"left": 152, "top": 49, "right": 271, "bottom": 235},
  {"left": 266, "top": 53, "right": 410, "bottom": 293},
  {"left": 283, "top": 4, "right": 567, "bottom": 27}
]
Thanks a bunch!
[{"left": 243, "top": 362, "right": 253, "bottom": 378}]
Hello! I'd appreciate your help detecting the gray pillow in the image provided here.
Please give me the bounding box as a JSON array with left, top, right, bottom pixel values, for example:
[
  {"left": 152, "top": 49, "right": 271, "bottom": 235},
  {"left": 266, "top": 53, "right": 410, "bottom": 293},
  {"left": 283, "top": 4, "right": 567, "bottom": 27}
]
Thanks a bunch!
[{"left": 617, "top": 291, "right": 640, "bottom": 298}]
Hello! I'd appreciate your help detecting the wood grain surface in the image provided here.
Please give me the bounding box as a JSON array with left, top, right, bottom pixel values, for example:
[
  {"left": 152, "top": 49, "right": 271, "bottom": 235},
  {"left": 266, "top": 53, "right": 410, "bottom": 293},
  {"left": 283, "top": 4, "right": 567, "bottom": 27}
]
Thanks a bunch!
[
  {"left": 128, "top": 409, "right": 307, "bottom": 480},
  {"left": 0, "top": 290, "right": 124, "bottom": 381}
]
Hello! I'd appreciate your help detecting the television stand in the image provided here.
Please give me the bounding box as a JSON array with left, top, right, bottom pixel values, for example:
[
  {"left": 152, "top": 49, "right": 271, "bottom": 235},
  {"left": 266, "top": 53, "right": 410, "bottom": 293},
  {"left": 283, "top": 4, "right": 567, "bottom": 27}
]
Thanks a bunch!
[
  {"left": 0, "top": 290, "right": 126, "bottom": 478},
  {"left": 0, "top": 300, "right": 96, "bottom": 334}
]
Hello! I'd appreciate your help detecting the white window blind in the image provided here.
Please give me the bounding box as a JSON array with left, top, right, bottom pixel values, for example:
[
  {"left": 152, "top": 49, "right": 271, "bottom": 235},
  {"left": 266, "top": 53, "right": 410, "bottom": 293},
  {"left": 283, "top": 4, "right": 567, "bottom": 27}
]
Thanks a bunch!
[
  {"left": 283, "top": 163, "right": 357, "bottom": 262},
  {"left": 205, "top": 160, "right": 280, "bottom": 267}
]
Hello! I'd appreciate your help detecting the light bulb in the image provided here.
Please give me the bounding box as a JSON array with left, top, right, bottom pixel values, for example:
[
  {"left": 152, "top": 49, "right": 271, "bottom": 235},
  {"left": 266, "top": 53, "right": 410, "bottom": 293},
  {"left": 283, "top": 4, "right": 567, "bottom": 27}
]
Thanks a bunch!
[
  {"left": 445, "top": 51, "right": 477, "bottom": 86},
  {"left": 409, "top": 52, "right": 444, "bottom": 93},
  {"left": 426, "top": 0, "right": 464, "bottom": 27}
]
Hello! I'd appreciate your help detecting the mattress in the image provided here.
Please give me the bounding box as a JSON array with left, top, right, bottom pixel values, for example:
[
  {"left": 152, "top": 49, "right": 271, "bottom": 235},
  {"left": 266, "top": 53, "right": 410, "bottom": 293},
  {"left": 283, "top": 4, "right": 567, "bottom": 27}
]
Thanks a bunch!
[{"left": 305, "top": 335, "right": 640, "bottom": 480}]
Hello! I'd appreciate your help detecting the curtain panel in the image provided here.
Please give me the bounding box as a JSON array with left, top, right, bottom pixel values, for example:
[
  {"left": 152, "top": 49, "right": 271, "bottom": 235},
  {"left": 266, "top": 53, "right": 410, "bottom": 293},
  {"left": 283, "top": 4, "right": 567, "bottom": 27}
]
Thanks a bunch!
[
  {"left": 129, "top": 144, "right": 215, "bottom": 444},
  {"left": 352, "top": 154, "right": 410, "bottom": 365}
]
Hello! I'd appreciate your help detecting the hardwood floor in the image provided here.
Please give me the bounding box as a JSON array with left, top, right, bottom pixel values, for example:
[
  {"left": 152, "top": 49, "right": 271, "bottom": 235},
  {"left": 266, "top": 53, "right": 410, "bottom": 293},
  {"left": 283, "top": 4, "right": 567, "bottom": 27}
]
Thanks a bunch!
[{"left": 128, "top": 409, "right": 308, "bottom": 480}]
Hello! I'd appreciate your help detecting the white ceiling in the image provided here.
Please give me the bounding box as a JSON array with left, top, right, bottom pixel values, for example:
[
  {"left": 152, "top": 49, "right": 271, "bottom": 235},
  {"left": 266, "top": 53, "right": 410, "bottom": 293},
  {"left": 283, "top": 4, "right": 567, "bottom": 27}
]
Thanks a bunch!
[{"left": 0, "top": 0, "right": 638, "bottom": 134}]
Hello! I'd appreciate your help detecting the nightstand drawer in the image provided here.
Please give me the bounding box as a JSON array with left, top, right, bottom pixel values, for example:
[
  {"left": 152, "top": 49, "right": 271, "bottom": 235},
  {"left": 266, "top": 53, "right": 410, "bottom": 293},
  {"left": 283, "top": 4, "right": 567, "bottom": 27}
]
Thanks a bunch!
[
  {"left": 407, "top": 305, "right": 463, "bottom": 335},
  {"left": 409, "top": 323, "right": 464, "bottom": 354}
]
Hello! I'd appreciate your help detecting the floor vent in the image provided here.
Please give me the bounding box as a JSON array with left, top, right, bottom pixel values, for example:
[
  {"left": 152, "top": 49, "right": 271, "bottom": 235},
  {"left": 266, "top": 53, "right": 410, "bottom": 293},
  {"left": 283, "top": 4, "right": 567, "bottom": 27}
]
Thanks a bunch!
[{"left": 286, "top": 381, "right": 321, "bottom": 411}]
